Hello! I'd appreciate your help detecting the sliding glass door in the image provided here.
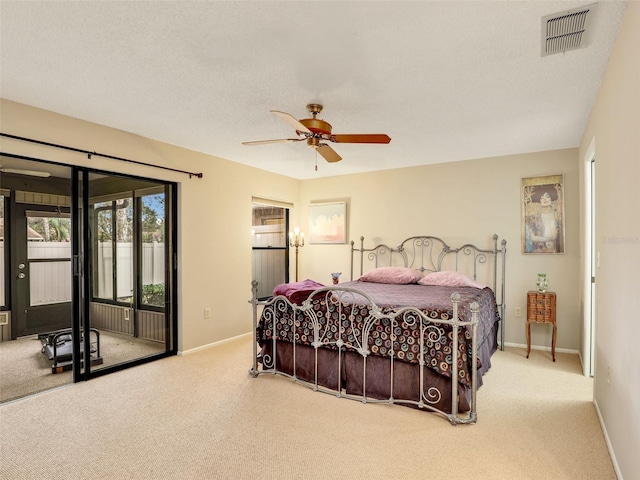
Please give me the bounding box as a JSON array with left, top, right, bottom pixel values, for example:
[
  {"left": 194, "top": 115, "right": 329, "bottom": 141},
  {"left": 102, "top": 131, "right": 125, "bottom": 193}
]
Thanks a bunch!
[
  {"left": 0, "top": 157, "right": 177, "bottom": 401},
  {"left": 86, "top": 173, "right": 174, "bottom": 374}
]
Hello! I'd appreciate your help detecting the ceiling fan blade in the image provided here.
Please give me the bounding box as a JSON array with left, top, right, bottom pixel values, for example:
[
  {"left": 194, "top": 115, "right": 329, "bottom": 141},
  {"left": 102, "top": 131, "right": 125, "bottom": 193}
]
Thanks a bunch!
[
  {"left": 316, "top": 144, "right": 342, "bottom": 163},
  {"left": 331, "top": 134, "right": 391, "bottom": 144},
  {"left": 271, "top": 110, "right": 312, "bottom": 133},
  {"left": 242, "top": 138, "right": 303, "bottom": 146}
]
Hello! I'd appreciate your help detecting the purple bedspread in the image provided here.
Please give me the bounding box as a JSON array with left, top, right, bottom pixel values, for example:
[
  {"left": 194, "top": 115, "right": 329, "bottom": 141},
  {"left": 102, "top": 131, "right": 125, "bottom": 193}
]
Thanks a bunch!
[
  {"left": 272, "top": 279, "right": 325, "bottom": 305},
  {"left": 258, "top": 281, "right": 500, "bottom": 387}
]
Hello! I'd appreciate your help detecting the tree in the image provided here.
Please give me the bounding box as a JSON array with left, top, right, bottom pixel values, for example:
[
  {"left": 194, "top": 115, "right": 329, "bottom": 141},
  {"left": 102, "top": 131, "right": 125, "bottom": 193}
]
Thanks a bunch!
[
  {"left": 48, "top": 218, "right": 70, "bottom": 241},
  {"left": 141, "top": 194, "right": 165, "bottom": 243}
]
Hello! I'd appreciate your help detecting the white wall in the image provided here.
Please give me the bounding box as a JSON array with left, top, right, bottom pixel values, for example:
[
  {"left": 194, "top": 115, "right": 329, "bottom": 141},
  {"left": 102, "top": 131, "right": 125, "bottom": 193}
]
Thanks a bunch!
[
  {"left": 578, "top": 2, "right": 639, "bottom": 479},
  {"left": 0, "top": 99, "right": 299, "bottom": 352},
  {"left": 299, "top": 149, "right": 582, "bottom": 351}
]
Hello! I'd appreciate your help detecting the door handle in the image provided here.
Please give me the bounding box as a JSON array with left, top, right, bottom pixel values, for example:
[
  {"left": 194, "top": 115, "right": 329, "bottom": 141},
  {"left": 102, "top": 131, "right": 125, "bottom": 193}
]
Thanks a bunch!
[{"left": 18, "top": 273, "right": 26, "bottom": 279}]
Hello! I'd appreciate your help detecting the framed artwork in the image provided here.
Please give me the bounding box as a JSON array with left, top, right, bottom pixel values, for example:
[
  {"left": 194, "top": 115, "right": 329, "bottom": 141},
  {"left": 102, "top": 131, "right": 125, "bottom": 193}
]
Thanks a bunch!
[
  {"left": 308, "top": 201, "right": 347, "bottom": 244},
  {"left": 521, "top": 174, "right": 565, "bottom": 254}
]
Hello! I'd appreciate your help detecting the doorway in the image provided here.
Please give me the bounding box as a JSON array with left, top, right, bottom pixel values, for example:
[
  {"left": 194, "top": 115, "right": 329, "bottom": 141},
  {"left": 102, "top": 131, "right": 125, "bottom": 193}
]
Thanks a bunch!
[
  {"left": 0, "top": 157, "right": 178, "bottom": 402},
  {"left": 583, "top": 146, "right": 596, "bottom": 377},
  {"left": 251, "top": 199, "right": 290, "bottom": 300},
  {"left": 13, "top": 204, "right": 72, "bottom": 337}
]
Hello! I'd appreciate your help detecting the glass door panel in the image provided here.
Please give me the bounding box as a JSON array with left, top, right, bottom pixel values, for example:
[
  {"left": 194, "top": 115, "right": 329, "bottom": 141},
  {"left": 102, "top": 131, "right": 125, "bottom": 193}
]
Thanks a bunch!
[
  {"left": 0, "top": 160, "right": 74, "bottom": 402},
  {"left": 140, "top": 192, "right": 165, "bottom": 308},
  {"left": 88, "top": 176, "right": 169, "bottom": 372}
]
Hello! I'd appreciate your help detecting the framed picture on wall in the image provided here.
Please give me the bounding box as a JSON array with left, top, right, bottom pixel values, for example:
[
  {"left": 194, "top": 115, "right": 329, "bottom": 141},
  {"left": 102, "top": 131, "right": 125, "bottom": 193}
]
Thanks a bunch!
[
  {"left": 521, "top": 174, "right": 565, "bottom": 254},
  {"left": 308, "top": 201, "right": 347, "bottom": 244}
]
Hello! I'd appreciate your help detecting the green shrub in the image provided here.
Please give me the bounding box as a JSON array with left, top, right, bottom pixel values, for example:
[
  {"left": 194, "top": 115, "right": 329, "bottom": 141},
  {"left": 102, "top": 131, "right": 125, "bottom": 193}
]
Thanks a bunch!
[{"left": 142, "top": 283, "right": 165, "bottom": 307}]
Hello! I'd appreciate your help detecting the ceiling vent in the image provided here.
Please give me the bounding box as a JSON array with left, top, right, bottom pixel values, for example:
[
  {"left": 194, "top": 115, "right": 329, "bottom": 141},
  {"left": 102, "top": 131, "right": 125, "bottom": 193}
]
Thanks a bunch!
[{"left": 542, "top": 3, "right": 598, "bottom": 56}]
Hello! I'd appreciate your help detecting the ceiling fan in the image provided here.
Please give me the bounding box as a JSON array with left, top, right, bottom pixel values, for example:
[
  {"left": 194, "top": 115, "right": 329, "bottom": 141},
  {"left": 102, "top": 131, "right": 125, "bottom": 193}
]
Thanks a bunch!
[{"left": 242, "top": 104, "right": 391, "bottom": 163}]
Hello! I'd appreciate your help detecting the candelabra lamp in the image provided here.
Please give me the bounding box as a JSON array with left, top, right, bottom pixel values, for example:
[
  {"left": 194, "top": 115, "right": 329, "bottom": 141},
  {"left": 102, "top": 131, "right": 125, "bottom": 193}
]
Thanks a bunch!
[{"left": 289, "top": 227, "right": 304, "bottom": 282}]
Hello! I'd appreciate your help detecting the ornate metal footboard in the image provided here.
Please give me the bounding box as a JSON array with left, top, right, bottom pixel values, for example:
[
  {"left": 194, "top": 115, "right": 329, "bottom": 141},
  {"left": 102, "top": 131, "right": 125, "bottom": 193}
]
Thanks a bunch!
[{"left": 249, "top": 281, "right": 481, "bottom": 425}]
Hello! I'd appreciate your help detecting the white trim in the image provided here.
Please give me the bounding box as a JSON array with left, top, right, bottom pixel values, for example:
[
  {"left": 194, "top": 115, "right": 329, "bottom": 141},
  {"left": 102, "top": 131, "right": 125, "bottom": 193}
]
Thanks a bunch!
[
  {"left": 594, "top": 399, "right": 624, "bottom": 480},
  {"left": 135, "top": 186, "right": 165, "bottom": 197},
  {"left": 178, "top": 331, "right": 252, "bottom": 356},
  {"left": 252, "top": 196, "right": 293, "bottom": 209},
  {"left": 583, "top": 137, "right": 596, "bottom": 378},
  {"left": 1, "top": 383, "right": 74, "bottom": 405},
  {"left": 502, "top": 342, "right": 579, "bottom": 355},
  {"left": 16, "top": 191, "right": 71, "bottom": 207}
]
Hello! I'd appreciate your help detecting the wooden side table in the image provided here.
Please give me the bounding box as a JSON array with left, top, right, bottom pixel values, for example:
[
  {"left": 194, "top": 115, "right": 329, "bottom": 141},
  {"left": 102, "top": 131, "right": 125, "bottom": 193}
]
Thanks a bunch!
[{"left": 526, "top": 291, "right": 557, "bottom": 362}]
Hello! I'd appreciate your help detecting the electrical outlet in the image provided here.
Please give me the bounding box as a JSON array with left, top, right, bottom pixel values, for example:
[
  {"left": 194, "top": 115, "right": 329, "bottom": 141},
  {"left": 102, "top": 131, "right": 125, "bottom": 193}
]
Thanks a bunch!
[
  {"left": 204, "top": 308, "right": 212, "bottom": 319},
  {"left": 515, "top": 307, "right": 522, "bottom": 317}
]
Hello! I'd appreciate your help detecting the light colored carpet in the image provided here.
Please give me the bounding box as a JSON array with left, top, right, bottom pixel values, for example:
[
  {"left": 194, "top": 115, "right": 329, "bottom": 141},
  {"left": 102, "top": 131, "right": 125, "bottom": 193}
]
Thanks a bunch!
[
  {"left": 0, "top": 331, "right": 164, "bottom": 403},
  {"left": 0, "top": 335, "right": 615, "bottom": 480}
]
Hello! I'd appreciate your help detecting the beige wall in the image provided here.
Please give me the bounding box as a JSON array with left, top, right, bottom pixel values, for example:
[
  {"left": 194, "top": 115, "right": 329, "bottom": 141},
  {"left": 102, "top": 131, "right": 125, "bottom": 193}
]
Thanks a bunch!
[
  {"left": 299, "top": 149, "right": 582, "bottom": 351},
  {"left": 0, "top": 99, "right": 299, "bottom": 352},
  {"left": 3, "top": 5, "right": 637, "bottom": 471},
  {"left": 578, "top": 2, "right": 639, "bottom": 479},
  {"left": 0, "top": 98, "right": 584, "bottom": 353}
]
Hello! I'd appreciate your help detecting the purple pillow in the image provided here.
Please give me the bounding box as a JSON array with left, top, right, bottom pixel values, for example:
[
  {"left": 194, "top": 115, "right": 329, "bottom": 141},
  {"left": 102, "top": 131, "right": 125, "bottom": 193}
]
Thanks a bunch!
[
  {"left": 358, "top": 267, "right": 423, "bottom": 285},
  {"left": 418, "top": 271, "right": 485, "bottom": 289}
]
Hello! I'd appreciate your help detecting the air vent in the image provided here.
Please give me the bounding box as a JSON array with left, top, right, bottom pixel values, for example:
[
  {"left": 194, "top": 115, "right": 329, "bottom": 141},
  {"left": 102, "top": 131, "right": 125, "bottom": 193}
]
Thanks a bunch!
[{"left": 542, "top": 3, "right": 597, "bottom": 56}]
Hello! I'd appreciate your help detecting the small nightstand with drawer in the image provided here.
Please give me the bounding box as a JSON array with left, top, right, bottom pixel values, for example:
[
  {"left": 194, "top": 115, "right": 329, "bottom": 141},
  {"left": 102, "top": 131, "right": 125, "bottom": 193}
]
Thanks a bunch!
[{"left": 526, "top": 291, "right": 557, "bottom": 362}]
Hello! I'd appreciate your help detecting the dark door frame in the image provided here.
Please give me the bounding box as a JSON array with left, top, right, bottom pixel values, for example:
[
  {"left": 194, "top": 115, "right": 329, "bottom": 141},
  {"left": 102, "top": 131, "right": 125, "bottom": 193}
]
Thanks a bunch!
[
  {"left": 11, "top": 202, "right": 72, "bottom": 337},
  {"left": 0, "top": 156, "right": 178, "bottom": 385}
]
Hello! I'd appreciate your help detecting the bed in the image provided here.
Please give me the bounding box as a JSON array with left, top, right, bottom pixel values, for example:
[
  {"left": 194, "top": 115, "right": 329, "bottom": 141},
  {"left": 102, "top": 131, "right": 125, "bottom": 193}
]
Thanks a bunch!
[{"left": 250, "top": 234, "right": 506, "bottom": 424}]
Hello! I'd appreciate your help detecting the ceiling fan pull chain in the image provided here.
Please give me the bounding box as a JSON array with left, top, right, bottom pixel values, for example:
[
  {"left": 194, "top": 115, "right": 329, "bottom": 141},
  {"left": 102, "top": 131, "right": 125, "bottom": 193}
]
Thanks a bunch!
[{"left": 315, "top": 149, "right": 318, "bottom": 171}]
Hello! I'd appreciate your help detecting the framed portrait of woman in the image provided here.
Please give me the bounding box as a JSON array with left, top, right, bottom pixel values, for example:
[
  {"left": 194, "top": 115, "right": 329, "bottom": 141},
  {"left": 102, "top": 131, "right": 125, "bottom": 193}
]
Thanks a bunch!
[{"left": 521, "top": 174, "right": 565, "bottom": 254}]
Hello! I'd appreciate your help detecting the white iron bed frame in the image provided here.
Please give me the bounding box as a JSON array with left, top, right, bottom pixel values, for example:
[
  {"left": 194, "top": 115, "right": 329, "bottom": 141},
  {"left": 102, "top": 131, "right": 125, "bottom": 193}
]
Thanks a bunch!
[{"left": 249, "top": 234, "right": 506, "bottom": 425}]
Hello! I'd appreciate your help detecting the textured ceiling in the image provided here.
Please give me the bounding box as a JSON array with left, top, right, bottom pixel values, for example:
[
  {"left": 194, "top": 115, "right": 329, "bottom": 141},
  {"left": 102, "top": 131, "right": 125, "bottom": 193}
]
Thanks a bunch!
[{"left": 0, "top": 1, "right": 628, "bottom": 180}]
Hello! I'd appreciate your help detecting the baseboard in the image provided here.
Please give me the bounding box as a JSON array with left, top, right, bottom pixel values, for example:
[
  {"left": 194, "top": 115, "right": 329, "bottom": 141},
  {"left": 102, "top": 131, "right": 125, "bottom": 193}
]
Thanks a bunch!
[
  {"left": 502, "top": 341, "right": 579, "bottom": 355},
  {"left": 179, "top": 331, "right": 252, "bottom": 356},
  {"left": 593, "top": 399, "right": 624, "bottom": 480}
]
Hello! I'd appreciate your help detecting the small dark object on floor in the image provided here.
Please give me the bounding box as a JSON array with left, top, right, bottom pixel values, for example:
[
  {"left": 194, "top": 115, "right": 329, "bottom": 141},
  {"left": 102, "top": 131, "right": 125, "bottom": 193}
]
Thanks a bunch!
[{"left": 38, "top": 328, "right": 104, "bottom": 373}]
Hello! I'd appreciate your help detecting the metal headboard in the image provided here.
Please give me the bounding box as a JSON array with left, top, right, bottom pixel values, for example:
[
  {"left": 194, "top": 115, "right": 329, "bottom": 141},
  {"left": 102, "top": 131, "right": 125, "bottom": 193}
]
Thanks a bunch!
[{"left": 350, "top": 234, "right": 507, "bottom": 349}]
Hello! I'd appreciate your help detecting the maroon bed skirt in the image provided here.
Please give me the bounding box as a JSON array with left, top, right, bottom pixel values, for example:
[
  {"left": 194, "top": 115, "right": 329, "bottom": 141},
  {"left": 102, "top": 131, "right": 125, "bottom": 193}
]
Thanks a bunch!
[{"left": 260, "top": 320, "right": 498, "bottom": 414}]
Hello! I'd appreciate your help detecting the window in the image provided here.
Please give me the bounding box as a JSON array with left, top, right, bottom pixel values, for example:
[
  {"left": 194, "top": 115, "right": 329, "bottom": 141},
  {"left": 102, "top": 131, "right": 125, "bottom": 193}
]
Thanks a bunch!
[
  {"left": 27, "top": 213, "right": 72, "bottom": 306},
  {"left": 93, "top": 197, "right": 133, "bottom": 303},
  {"left": 139, "top": 192, "right": 165, "bottom": 308},
  {"left": 116, "top": 198, "right": 134, "bottom": 302},
  {"left": 93, "top": 188, "right": 166, "bottom": 310}
]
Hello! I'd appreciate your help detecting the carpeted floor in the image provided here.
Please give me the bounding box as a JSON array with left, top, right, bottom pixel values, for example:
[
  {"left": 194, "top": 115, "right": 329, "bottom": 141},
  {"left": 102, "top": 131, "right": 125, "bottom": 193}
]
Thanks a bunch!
[
  {"left": 0, "top": 331, "right": 164, "bottom": 403},
  {"left": 0, "top": 335, "right": 616, "bottom": 480}
]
